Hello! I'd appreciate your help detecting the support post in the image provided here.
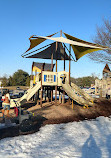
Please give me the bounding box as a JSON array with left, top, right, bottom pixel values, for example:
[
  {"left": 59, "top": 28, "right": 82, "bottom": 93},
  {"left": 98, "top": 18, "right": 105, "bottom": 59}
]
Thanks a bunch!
[
  {"left": 60, "top": 30, "right": 62, "bottom": 37},
  {"left": 56, "top": 42, "right": 58, "bottom": 72},
  {"left": 31, "top": 70, "right": 33, "bottom": 80},
  {"left": 44, "top": 87, "right": 46, "bottom": 101},
  {"left": 62, "top": 91, "right": 65, "bottom": 104},
  {"left": 31, "top": 63, "right": 34, "bottom": 88},
  {"left": 69, "top": 44, "right": 71, "bottom": 85},
  {"left": 68, "top": 44, "right": 71, "bottom": 104},
  {"left": 51, "top": 53, "right": 53, "bottom": 71},
  {"left": 63, "top": 46, "right": 66, "bottom": 104},
  {"left": 64, "top": 47, "right": 65, "bottom": 71},
  {"left": 59, "top": 94, "right": 62, "bottom": 104},
  {"left": 55, "top": 85, "right": 57, "bottom": 105},
  {"left": 72, "top": 100, "right": 74, "bottom": 109},
  {"left": 34, "top": 69, "right": 37, "bottom": 86},
  {"left": 51, "top": 44, "right": 54, "bottom": 71},
  {"left": 62, "top": 94, "right": 65, "bottom": 104},
  {"left": 37, "top": 90, "right": 39, "bottom": 105},
  {"left": 47, "top": 87, "right": 49, "bottom": 102},
  {"left": 51, "top": 87, "right": 53, "bottom": 103},
  {"left": 40, "top": 70, "right": 43, "bottom": 107},
  {"left": 55, "top": 41, "right": 58, "bottom": 105},
  {"left": 31, "top": 62, "right": 34, "bottom": 79},
  {"left": 40, "top": 63, "right": 44, "bottom": 107}
]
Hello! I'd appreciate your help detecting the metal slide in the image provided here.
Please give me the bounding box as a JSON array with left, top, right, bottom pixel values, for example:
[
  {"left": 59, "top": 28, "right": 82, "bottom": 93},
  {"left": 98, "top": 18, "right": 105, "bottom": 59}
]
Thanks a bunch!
[
  {"left": 71, "top": 82, "right": 94, "bottom": 102},
  {"left": 61, "top": 81, "right": 93, "bottom": 106},
  {"left": 10, "top": 82, "right": 41, "bottom": 107}
]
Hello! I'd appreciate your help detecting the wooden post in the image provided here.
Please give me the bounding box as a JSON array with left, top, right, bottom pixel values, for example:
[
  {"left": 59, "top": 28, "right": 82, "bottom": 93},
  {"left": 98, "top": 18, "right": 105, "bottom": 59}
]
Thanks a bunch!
[
  {"left": 51, "top": 53, "right": 53, "bottom": 71},
  {"left": 35, "top": 70, "right": 37, "bottom": 76},
  {"left": 72, "top": 100, "right": 74, "bottom": 109},
  {"left": 31, "top": 63, "right": 33, "bottom": 87},
  {"left": 31, "top": 71, "right": 33, "bottom": 80},
  {"left": 55, "top": 41, "right": 58, "bottom": 105},
  {"left": 60, "top": 30, "right": 62, "bottom": 37},
  {"left": 37, "top": 90, "right": 39, "bottom": 105},
  {"left": 35, "top": 92, "right": 38, "bottom": 104},
  {"left": 59, "top": 88, "right": 60, "bottom": 95},
  {"left": 62, "top": 94, "right": 64, "bottom": 104},
  {"left": 35, "top": 69, "right": 37, "bottom": 86},
  {"left": 55, "top": 85, "right": 57, "bottom": 105},
  {"left": 40, "top": 64, "right": 44, "bottom": 107},
  {"left": 47, "top": 87, "right": 49, "bottom": 102},
  {"left": 61, "top": 45, "right": 66, "bottom": 105},
  {"left": 37, "top": 99, "right": 39, "bottom": 105},
  {"left": 40, "top": 70, "right": 43, "bottom": 107},
  {"left": 68, "top": 44, "right": 71, "bottom": 104},
  {"left": 64, "top": 47, "right": 65, "bottom": 71},
  {"left": 51, "top": 46, "right": 54, "bottom": 103},
  {"left": 59, "top": 94, "right": 62, "bottom": 104},
  {"left": 51, "top": 44, "right": 54, "bottom": 71},
  {"left": 100, "top": 89, "right": 102, "bottom": 98},
  {"left": 51, "top": 87, "right": 53, "bottom": 103},
  {"left": 56, "top": 42, "right": 58, "bottom": 72},
  {"left": 69, "top": 44, "right": 71, "bottom": 85},
  {"left": 44, "top": 87, "right": 46, "bottom": 101}
]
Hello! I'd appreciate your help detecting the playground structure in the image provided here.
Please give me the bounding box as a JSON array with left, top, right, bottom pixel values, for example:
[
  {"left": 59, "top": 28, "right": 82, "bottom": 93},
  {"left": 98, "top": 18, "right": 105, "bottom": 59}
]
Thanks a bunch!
[
  {"left": 95, "top": 64, "right": 111, "bottom": 97},
  {"left": 11, "top": 69, "right": 94, "bottom": 108},
  {"left": 11, "top": 31, "right": 110, "bottom": 108}
]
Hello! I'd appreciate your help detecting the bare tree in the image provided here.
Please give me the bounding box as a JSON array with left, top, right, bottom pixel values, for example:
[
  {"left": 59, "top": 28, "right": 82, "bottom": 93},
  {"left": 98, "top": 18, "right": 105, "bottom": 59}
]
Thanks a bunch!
[{"left": 88, "top": 19, "right": 111, "bottom": 64}]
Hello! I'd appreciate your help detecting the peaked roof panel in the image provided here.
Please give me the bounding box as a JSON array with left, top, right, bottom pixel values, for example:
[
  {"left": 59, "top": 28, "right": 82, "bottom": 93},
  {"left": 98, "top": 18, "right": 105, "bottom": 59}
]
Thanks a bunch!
[
  {"left": 103, "top": 64, "right": 110, "bottom": 73},
  {"left": 64, "top": 32, "right": 105, "bottom": 60},
  {"left": 63, "top": 32, "right": 106, "bottom": 47},
  {"left": 37, "top": 35, "right": 108, "bottom": 49},
  {"left": 24, "top": 32, "right": 58, "bottom": 54}
]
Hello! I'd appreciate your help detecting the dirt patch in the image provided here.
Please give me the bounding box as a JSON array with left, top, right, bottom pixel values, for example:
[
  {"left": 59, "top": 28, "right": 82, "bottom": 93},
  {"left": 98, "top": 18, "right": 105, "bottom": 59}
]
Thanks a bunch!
[{"left": 27, "top": 99, "right": 111, "bottom": 122}]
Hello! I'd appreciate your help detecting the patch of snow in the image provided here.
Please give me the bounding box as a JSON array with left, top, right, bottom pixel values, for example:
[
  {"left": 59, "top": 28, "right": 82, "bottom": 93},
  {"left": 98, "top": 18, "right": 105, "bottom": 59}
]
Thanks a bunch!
[{"left": 0, "top": 116, "right": 111, "bottom": 158}]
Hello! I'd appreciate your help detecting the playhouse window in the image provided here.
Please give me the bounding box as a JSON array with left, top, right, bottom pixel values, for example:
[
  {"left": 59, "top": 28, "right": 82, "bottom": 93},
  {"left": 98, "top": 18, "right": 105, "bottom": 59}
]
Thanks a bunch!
[{"left": 44, "top": 75, "right": 54, "bottom": 82}]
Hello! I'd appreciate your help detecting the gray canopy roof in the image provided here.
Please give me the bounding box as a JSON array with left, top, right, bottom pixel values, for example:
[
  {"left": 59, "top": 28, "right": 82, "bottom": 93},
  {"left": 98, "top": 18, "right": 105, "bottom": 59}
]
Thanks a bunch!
[{"left": 26, "top": 42, "right": 71, "bottom": 60}]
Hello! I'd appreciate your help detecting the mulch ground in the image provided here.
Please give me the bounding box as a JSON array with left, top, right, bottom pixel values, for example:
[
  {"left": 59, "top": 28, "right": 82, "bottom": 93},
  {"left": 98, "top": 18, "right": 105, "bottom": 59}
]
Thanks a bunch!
[
  {"left": 0, "top": 98, "right": 111, "bottom": 140},
  {"left": 41, "top": 99, "right": 111, "bottom": 125}
]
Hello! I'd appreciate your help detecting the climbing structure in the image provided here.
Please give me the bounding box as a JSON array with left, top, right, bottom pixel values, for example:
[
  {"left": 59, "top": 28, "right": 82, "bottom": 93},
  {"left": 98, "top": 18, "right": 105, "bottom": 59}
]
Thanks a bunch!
[
  {"left": 95, "top": 64, "right": 111, "bottom": 97},
  {"left": 11, "top": 31, "right": 110, "bottom": 108}
]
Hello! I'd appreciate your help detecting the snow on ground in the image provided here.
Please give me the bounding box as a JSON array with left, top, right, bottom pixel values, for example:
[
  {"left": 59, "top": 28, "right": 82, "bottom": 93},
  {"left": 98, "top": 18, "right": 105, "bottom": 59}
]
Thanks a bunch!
[{"left": 0, "top": 116, "right": 111, "bottom": 158}]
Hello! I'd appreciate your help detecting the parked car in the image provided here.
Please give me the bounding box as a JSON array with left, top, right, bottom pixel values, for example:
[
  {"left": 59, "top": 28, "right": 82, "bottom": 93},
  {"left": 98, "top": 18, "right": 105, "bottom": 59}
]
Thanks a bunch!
[
  {"left": 10, "top": 94, "right": 21, "bottom": 99},
  {"left": 16, "top": 87, "right": 20, "bottom": 90},
  {"left": 19, "top": 92, "right": 24, "bottom": 97}
]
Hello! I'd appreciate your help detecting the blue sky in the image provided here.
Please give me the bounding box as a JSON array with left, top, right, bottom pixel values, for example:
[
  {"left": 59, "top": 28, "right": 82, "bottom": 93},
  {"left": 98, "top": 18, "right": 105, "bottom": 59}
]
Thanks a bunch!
[{"left": 0, "top": 0, "right": 111, "bottom": 78}]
